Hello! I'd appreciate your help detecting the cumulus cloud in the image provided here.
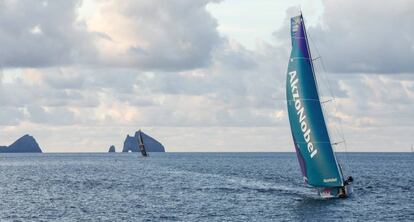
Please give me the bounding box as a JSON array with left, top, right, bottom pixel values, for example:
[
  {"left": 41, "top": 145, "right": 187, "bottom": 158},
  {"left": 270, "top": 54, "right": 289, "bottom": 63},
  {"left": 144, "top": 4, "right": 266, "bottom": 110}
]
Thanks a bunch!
[
  {"left": 0, "top": 0, "right": 223, "bottom": 71},
  {"left": 27, "top": 105, "right": 75, "bottom": 125},
  {"left": 307, "top": 0, "right": 414, "bottom": 74},
  {"left": 0, "top": 0, "right": 413, "bottom": 152},
  {"left": 0, "top": 0, "right": 96, "bottom": 67},
  {"left": 88, "top": 0, "right": 223, "bottom": 71},
  {"left": 0, "top": 107, "right": 24, "bottom": 125}
]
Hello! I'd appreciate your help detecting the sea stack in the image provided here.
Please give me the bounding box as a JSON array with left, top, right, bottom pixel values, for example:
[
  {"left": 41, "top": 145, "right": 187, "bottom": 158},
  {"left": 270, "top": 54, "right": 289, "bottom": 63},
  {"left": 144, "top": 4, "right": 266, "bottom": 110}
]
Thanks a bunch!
[
  {"left": 122, "top": 130, "right": 165, "bottom": 153},
  {"left": 0, "top": 134, "right": 43, "bottom": 153},
  {"left": 108, "top": 145, "right": 116, "bottom": 153}
]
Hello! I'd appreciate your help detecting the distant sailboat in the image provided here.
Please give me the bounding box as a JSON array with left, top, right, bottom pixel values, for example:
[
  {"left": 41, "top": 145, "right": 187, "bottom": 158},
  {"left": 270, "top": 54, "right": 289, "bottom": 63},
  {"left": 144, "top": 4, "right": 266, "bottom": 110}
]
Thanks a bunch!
[
  {"left": 286, "top": 14, "right": 353, "bottom": 198},
  {"left": 137, "top": 130, "right": 148, "bottom": 157}
]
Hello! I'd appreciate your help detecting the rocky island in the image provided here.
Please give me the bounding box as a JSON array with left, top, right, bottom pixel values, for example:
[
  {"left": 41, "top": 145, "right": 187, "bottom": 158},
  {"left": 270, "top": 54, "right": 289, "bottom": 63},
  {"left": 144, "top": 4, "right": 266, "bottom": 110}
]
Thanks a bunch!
[
  {"left": 108, "top": 145, "right": 116, "bottom": 153},
  {"left": 0, "top": 134, "right": 43, "bottom": 153},
  {"left": 122, "top": 130, "right": 165, "bottom": 153}
]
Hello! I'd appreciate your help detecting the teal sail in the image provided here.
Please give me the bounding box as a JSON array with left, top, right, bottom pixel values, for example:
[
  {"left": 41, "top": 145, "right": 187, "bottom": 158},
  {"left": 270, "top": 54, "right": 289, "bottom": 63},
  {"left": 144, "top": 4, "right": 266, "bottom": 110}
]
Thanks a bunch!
[{"left": 286, "top": 15, "right": 344, "bottom": 188}]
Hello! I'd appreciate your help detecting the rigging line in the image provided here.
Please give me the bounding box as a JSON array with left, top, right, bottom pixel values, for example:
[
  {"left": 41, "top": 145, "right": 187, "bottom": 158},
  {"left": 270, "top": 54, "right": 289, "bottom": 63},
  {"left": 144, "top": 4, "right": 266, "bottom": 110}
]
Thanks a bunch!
[
  {"left": 321, "top": 99, "right": 333, "bottom": 104},
  {"left": 312, "top": 56, "right": 321, "bottom": 61},
  {"left": 299, "top": 18, "right": 346, "bottom": 181},
  {"left": 307, "top": 34, "right": 336, "bottom": 102},
  {"left": 274, "top": 99, "right": 321, "bottom": 102},
  {"left": 332, "top": 141, "right": 345, "bottom": 146},
  {"left": 291, "top": 57, "right": 313, "bottom": 60},
  {"left": 291, "top": 56, "right": 324, "bottom": 61},
  {"left": 287, "top": 99, "right": 320, "bottom": 102},
  {"left": 307, "top": 32, "right": 350, "bottom": 173},
  {"left": 301, "top": 16, "right": 346, "bottom": 178},
  {"left": 295, "top": 141, "right": 344, "bottom": 144}
]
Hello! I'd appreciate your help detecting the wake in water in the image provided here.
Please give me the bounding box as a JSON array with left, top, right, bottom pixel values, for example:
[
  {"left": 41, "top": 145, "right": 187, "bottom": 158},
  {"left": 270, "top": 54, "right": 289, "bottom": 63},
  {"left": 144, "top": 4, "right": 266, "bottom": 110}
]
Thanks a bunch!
[{"left": 163, "top": 167, "right": 316, "bottom": 199}]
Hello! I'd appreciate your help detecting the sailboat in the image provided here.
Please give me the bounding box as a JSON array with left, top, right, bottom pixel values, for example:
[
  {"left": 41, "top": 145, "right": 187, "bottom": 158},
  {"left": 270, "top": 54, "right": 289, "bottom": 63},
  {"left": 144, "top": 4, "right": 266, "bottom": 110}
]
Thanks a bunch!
[
  {"left": 137, "top": 130, "right": 149, "bottom": 157},
  {"left": 286, "top": 14, "right": 353, "bottom": 198}
]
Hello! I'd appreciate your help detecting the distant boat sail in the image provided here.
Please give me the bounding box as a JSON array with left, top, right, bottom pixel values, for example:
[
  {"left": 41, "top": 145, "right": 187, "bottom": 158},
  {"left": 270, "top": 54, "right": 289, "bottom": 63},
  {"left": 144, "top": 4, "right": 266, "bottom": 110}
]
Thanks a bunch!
[
  {"left": 286, "top": 14, "right": 352, "bottom": 198},
  {"left": 138, "top": 130, "right": 148, "bottom": 157}
]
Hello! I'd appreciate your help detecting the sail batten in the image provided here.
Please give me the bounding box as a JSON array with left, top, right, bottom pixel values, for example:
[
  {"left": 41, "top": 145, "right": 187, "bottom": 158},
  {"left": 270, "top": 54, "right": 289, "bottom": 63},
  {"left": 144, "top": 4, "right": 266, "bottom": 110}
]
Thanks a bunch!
[{"left": 286, "top": 14, "right": 344, "bottom": 188}]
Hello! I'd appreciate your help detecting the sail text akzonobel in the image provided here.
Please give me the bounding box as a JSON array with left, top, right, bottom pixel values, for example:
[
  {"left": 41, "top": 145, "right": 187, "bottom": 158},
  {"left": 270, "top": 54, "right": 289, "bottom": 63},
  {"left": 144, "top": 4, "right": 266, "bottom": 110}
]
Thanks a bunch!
[{"left": 289, "top": 70, "right": 318, "bottom": 159}]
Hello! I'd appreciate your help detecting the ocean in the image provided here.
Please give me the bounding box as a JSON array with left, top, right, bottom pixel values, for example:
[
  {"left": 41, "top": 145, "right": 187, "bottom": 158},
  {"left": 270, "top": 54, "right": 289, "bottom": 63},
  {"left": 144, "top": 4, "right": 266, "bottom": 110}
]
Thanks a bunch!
[{"left": 0, "top": 153, "right": 413, "bottom": 221}]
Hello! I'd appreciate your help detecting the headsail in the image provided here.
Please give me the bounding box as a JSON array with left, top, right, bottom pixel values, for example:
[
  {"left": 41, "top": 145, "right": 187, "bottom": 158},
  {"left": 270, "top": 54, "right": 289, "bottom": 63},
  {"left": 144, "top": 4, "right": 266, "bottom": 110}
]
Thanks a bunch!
[
  {"left": 138, "top": 130, "right": 148, "bottom": 157},
  {"left": 286, "top": 15, "right": 344, "bottom": 187}
]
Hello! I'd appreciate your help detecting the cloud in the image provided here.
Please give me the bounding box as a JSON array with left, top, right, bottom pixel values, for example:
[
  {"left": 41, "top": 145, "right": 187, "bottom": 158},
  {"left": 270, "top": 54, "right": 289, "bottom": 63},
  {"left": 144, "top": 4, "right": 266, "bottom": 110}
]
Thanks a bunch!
[
  {"left": 0, "top": 36, "right": 288, "bottom": 128},
  {"left": 0, "top": 0, "right": 96, "bottom": 67},
  {"left": 43, "top": 71, "right": 85, "bottom": 89},
  {"left": 0, "top": 0, "right": 223, "bottom": 72},
  {"left": 0, "top": 107, "right": 24, "bottom": 125},
  {"left": 88, "top": 0, "right": 223, "bottom": 71},
  {"left": 307, "top": 0, "right": 414, "bottom": 74},
  {"left": 27, "top": 105, "right": 75, "bottom": 125},
  {"left": 0, "top": 0, "right": 413, "bottom": 152},
  {"left": 334, "top": 74, "right": 414, "bottom": 128}
]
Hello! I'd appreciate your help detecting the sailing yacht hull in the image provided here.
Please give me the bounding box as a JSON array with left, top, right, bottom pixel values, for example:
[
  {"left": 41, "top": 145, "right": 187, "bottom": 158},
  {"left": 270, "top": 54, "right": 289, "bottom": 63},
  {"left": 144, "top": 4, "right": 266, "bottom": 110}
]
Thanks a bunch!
[{"left": 317, "top": 184, "right": 353, "bottom": 198}]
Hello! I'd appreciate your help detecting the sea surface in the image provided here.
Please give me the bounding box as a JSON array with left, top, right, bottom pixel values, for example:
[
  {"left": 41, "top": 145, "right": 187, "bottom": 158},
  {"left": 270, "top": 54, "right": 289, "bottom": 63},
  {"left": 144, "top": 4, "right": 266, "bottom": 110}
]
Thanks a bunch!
[{"left": 0, "top": 153, "right": 413, "bottom": 221}]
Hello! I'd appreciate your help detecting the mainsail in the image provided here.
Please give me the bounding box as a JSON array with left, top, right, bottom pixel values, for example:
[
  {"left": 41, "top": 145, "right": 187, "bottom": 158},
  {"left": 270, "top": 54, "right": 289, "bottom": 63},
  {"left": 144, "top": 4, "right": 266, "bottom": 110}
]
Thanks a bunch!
[
  {"left": 286, "top": 15, "right": 344, "bottom": 188},
  {"left": 138, "top": 130, "right": 148, "bottom": 157}
]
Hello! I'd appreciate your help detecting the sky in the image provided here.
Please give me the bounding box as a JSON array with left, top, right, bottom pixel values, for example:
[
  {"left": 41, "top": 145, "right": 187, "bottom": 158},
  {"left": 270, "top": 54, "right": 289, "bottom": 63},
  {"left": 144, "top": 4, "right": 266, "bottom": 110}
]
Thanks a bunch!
[{"left": 0, "top": 0, "right": 413, "bottom": 152}]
